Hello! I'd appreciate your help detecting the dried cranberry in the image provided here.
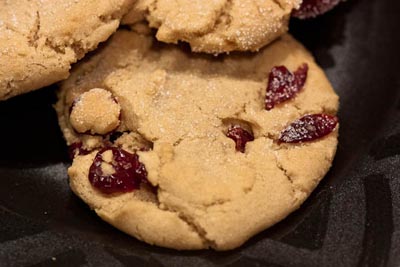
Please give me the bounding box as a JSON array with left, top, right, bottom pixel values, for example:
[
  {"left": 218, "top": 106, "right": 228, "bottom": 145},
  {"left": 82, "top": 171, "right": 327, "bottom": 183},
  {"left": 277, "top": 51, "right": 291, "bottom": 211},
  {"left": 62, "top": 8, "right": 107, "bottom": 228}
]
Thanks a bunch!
[
  {"left": 89, "top": 147, "right": 148, "bottom": 194},
  {"left": 227, "top": 126, "right": 254, "bottom": 153},
  {"left": 292, "top": 0, "right": 342, "bottom": 19},
  {"left": 68, "top": 142, "right": 90, "bottom": 159},
  {"left": 265, "top": 64, "right": 308, "bottom": 110},
  {"left": 279, "top": 114, "right": 338, "bottom": 143}
]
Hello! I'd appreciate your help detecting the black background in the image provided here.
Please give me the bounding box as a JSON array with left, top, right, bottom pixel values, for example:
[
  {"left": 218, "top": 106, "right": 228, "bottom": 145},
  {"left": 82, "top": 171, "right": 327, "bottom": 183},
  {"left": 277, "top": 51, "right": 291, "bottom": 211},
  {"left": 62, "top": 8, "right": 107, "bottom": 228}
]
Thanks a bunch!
[{"left": 1, "top": 0, "right": 400, "bottom": 266}]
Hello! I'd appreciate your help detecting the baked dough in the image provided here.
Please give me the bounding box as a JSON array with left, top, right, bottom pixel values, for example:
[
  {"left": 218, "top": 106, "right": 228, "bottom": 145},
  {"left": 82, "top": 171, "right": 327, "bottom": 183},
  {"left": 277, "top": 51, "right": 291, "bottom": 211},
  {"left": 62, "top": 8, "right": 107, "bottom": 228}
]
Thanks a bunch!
[
  {"left": 56, "top": 30, "right": 339, "bottom": 250},
  {"left": 0, "top": 0, "right": 134, "bottom": 100},
  {"left": 122, "top": 0, "right": 302, "bottom": 53}
]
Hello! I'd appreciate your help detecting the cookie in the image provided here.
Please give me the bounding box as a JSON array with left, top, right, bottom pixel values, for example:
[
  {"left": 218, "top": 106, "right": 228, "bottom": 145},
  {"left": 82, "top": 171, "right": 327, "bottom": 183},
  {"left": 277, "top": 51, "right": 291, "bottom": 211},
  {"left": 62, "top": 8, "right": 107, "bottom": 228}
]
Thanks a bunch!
[
  {"left": 56, "top": 30, "right": 339, "bottom": 250},
  {"left": 122, "top": 0, "right": 302, "bottom": 54},
  {"left": 0, "top": 0, "right": 134, "bottom": 100}
]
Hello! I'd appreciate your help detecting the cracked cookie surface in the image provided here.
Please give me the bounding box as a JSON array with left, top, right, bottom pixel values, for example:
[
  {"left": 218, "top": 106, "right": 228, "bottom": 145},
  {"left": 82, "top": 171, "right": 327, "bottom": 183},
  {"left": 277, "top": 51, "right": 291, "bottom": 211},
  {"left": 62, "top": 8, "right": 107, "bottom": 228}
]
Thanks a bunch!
[
  {"left": 0, "top": 0, "right": 135, "bottom": 100},
  {"left": 122, "top": 0, "right": 302, "bottom": 54},
  {"left": 56, "top": 30, "right": 339, "bottom": 250}
]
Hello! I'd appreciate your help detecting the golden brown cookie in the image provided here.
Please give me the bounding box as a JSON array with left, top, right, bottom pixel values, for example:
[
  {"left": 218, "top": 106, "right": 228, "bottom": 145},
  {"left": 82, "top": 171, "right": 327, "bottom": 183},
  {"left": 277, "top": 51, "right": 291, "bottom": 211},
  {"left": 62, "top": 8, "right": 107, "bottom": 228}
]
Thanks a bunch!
[
  {"left": 56, "top": 30, "right": 339, "bottom": 250},
  {"left": 122, "top": 0, "right": 302, "bottom": 54},
  {"left": 0, "top": 0, "right": 135, "bottom": 100}
]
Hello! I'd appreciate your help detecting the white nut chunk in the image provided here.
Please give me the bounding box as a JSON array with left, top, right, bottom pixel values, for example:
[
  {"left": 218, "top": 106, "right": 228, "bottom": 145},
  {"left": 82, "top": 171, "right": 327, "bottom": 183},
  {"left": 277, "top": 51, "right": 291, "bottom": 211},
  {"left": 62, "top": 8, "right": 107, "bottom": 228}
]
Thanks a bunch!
[{"left": 70, "top": 88, "right": 121, "bottom": 135}]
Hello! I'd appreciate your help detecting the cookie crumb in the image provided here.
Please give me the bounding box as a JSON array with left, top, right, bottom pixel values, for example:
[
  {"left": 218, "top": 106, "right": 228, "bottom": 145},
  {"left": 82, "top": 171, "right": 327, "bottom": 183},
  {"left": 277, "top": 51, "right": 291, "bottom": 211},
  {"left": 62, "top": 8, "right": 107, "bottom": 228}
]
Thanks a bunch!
[{"left": 70, "top": 88, "right": 121, "bottom": 135}]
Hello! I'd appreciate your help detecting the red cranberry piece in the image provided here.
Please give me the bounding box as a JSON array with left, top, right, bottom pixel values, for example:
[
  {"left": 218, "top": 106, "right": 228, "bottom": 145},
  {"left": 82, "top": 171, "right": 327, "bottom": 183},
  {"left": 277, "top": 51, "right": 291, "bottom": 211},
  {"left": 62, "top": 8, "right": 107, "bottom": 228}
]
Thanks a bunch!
[
  {"left": 279, "top": 114, "right": 338, "bottom": 143},
  {"left": 265, "top": 64, "right": 308, "bottom": 110},
  {"left": 292, "top": 0, "right": 342, "bottom": 19},
  {"left": 227, "top": 126, "right": 254, "bottom": 153},
  {"left": 89, "top": 147, "right": 148, "bottom": 194},
  {"left": 68, "top": 142, "right": 90, "bottom": 159}
]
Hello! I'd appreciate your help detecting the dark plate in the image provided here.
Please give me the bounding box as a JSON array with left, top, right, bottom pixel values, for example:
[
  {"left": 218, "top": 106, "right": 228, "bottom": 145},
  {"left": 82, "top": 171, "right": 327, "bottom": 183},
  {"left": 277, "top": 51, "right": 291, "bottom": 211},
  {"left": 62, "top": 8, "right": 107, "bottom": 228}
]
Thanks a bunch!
[{"left": 1, "top": 0, "right": 399, "bottom": 266}]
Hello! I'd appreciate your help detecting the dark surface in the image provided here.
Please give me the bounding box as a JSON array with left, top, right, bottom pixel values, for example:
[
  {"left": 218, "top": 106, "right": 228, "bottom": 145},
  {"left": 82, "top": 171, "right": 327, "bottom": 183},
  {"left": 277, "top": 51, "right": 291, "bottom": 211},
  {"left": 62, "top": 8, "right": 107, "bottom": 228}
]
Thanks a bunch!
[{"left": 1, "top": 0, "right": 400, "bottom": 266}]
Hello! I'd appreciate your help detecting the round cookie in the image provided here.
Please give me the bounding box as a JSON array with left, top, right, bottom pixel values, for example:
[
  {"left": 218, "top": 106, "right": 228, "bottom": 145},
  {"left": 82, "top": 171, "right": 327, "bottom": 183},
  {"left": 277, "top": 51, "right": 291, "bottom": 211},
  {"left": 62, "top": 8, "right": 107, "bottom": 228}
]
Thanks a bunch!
[
  {"left": 122, "top": 0, "right": 302, "bottom": 54},
  {"left": 56, "top": 30, "right": 339, "bottom": 250},
  {"left": 0, "top": 0, "right": 135, "bottom": 100}
]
